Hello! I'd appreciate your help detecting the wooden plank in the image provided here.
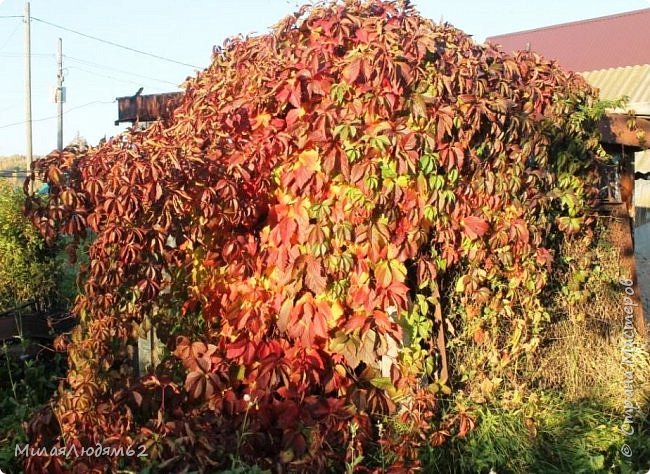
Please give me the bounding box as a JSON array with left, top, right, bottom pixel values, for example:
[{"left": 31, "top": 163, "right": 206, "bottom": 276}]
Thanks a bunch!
[
  {"left": 602, "top": 203, "right": 647, "bottom": 337},
  {"left": 598, "top": 113, "right": 650, "bottom": 147},
  {"left": 0, "top": 311, "right": 77, "bottom": 343},
  {"left": 0, "top": 301, "right": 36, "bottom": 317},
  {"left": 0, "top": 313, "right": 51, "bottom": 341}
]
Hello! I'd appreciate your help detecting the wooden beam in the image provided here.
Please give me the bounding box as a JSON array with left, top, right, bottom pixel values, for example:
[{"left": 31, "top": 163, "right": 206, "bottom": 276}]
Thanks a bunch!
[{"left": 598, "top": 113, "right": 650, "bottom": 147}]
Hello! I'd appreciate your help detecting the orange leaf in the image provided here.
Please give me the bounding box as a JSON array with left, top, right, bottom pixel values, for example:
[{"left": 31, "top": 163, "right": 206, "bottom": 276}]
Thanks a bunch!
[
  {"left": 305, "top": 257, "right": 327, "bottom": 293},
  {"left": 277, "top": 297, "right": 293, "bottom": 332},
  {"left": 342, "top": 58, "right": 362, "bottom": 83},
  {"left": 462, "top": 215, "right": 489, "bottom": 240}
]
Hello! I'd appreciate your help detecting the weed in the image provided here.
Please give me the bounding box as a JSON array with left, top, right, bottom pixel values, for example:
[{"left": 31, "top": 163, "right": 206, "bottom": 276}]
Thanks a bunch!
[
  {"left": 345, "top": 421, "right": 364, "bottom": 474},
  {"left": 0, "top": 340, "right": 65, "bottom": 473}
]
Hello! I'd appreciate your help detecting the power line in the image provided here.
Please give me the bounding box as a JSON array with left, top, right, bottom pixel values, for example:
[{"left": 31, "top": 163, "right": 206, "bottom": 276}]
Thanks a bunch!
[
  {"left": 0, "top": 104, "right": 25, "bottom": 114},
  {"left": 67, "top": 65, "right": 169, "bottom": 90},
  {"left": 0, "top": 21, "right": 20, "bottom": 52},
  {"left": 31, "top": 17, "right": 201, "bottom": 69},
  {"left": 0, "top": 100, "right": 115, "bottom": 130},
  {"left": 0, "top": 52, "right": 55, "bottom": 57},
  {"left": 65, "top": 55, "right": 180, "bottom": 87}
]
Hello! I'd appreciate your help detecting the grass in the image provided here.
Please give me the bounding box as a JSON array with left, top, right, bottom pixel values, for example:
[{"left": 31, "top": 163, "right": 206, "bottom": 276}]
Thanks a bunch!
[{"left": 424, "top": 392, "right": 643, "bottom": 474}]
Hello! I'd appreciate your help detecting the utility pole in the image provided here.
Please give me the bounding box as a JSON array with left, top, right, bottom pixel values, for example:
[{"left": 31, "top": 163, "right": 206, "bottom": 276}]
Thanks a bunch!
[
  {"left": 24, "top": 1, "right": 32, "bottom": 187},
  {"left": 56, "top": 37, "right": 63, "bottom": 151}
]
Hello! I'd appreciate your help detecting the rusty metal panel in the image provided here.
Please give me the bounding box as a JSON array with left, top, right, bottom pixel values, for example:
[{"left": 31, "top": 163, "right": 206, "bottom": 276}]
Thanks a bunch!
[{"left": 115, "top": 92, "right": 184, "bottom": 125}]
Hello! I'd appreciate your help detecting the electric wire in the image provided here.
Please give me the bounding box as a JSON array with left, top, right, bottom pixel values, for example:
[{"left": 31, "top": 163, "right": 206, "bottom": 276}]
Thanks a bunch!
[
  {"left": 0, "top": 100, "right": 115, "bottom": 130},
  {"left": 64, "top": 55, "right": 180, "bottom": 87},
  {"left": 67, "top": 65, "right": 169, "bottom": 90},
  {"left": 31, "top": 17, "right": 201, "bottom": 69},
  {"left": 0, "top": 21, "right": 20, "bottom": 52},
  {"left": 0, "top": 52, "right": 55, "bottom": 57}
]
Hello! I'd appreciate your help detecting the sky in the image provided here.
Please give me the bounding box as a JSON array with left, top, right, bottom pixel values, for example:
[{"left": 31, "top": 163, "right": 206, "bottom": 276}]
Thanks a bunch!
[{"left": 0, "top": 0, "right": 649, "bottom": 158}]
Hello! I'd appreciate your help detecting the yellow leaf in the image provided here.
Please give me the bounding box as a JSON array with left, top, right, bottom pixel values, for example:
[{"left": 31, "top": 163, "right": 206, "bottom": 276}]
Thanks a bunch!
[
  {"left": 298, "top": 149, "right": 321, "bottom": 173},
  {"left": 331, "top": 301, "right": 344, "bottom": 323},
  {"left": 253, "top": 112, "right": 272, "bottom": 129}
]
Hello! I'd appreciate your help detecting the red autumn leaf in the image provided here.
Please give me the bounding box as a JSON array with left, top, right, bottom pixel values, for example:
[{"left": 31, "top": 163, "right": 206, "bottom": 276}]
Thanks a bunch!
[
  {"left": 285, "top": 107, "right": 302, "bottom": 127},
  {"left": 226, "top": 338, "right": 251, "bottom": 360},
  {"left": 344, "top": 312, "right": 368, "bottom": 332},
  {"left": 277, "top": 297, "right": 293, "bottom": 333},
  {"left": 311, "top": 305, "right": 329, "bottom": 343},
  {"left": 305, "top": 257, "right": 327, "bottom": 293},
  {"left": 462, "top": 215, "right": 489, "bottom": 240},
  {"left": 291, "top": 149, "right": 320, "bottom": 191},
  {"left": 355, "top": 28, "right": 370, "bottom": 43},
  {"left": 185, "top": 370, "right": 206, "bottom": 400},
  {"left": 342, "top": 58, "right": 362, "bottom": 83},
  {"left": 278, "top": 216, "right": 297, "bottom": 244}
]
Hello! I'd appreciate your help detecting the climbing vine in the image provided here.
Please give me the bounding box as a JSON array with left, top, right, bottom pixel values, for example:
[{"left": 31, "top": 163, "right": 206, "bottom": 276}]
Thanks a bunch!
[{"left": 24, "top": 1, "right": 604, "bottom": 471}]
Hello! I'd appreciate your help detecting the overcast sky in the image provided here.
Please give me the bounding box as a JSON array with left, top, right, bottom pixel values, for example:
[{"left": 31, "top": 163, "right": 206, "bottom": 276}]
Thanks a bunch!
[{"left": 0, "top": 0, "right": 648, "bottom": 157}]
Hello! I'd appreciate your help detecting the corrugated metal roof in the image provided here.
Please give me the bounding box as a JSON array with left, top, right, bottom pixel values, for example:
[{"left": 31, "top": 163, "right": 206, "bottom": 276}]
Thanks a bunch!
[
  {"left": 581, "top": 65, "right": 650, "bottom": 115},
  {"left": 486, "top": 8, "right": 650, "bottom": 72}
]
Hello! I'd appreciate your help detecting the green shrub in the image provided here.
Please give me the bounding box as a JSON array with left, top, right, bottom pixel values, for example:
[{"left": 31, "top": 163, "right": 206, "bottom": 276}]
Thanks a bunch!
[
  {"left": 423, "top": 393, "right": 643, "bottom": 474},
  {"left": 0, "top": 180, "right": 64, "bottom": 311},
  {"left": 0, "top": 179, "right": 73, "bottom": 474}
]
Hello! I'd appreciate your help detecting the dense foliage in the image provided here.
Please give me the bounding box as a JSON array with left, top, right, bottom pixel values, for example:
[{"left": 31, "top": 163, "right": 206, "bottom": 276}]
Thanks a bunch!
[
  {"left": 0, "top": 180, "right": 62, "bottom": 311},
  {"left": 1, "top": 345, "right": 66, "bottom": 474},
  {"left": 24, "top": 1, "right": 606, "bottom": 471},
  {"left": 0, "top": 179, "right": 70, "bottom": 474},
  {"left": 0, "top": 154, "right": 32, "bottom": 172}
]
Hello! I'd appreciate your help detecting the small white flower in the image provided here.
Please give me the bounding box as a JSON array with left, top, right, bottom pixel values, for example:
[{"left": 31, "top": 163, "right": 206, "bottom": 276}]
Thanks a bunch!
[{"left": 243, "top": 393, "right": 251, "bottom": 403}]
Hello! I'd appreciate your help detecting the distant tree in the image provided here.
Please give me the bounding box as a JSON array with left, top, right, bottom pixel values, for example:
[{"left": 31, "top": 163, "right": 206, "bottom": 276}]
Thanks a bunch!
[{"left": 0, "top": 155, "right": 28, "bottom": 172}]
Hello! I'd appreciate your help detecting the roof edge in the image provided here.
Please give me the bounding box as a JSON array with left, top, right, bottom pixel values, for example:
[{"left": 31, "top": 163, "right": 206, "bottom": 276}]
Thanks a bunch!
[
  {"left": 486, "top": 7, "right": 650, "bottom": 42},
  {"left": 580, "top": 64, "right": 650, "bottom": 74}
]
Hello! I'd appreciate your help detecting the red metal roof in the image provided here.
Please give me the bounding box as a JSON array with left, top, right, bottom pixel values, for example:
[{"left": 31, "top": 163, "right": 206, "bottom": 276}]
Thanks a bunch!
[{"left": 486, "top": 8, "right": 650, "bottom": 72}]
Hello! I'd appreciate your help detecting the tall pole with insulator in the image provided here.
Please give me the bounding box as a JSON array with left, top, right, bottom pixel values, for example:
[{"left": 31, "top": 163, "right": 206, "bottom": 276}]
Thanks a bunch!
[
  {"left": 57, "top": 37, "right": 63, "bottom": 151},
  {"left": 24, "top": 1, "right": 33, "bottom": 191}
]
